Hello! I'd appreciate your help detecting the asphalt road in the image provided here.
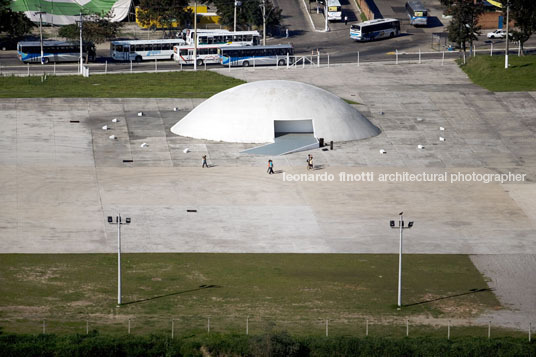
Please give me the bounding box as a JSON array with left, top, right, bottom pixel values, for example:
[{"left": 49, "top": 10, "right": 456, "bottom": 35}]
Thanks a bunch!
[{"left": 1, "top": 0, "right": 535, "bottom": 74}]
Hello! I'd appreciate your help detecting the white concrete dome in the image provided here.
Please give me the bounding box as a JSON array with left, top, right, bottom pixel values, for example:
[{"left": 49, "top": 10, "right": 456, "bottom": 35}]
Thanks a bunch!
[{"left": 171, "top": 80, "right": 380, "bottom": 143}]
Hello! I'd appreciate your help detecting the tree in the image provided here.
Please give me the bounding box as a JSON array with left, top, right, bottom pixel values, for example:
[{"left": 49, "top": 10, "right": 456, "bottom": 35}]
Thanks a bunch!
[
  {"left": 445, "top": 0, "right": 483, "bottom": 63},
  {"left": 58, "top": 14, "right": 124, "bottom": 44},
  {"left": 501, "top": 0, "right": 536, "bottom": 55},
  {"left": 137, "top": 0, "right": 191, "bottom": 36},
  {"left": 0, "top": 0, "right": 35, "bottom": 39},
  {"left": 207, "top": 0, "right": 282, "bottom": 33}
]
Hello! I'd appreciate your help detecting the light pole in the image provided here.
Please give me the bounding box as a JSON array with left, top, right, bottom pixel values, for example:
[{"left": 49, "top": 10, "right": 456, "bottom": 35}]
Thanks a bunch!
[
  {"left": 261, "top": 0, "right": 266, "bottom": 45},
  {"left": 194, "top": 0, "right": 198, "bottom": 71},
  {"left": 78, "top": 12, "right": 83, "bottom": 74},
  {"left": 504, "top": 1, "right": 510, "bottom": 69},
  {"left": 36, "top": 11, "right": 45, "bottom": 65},
  {"left": 324, "top": 3, "right": 329, "bottom": 32},
  {"left": 107, "top": 214, "right": 131, "bottom": 306},
  {"left": 390, "top": 212, "right": 414, "bottom": 308},
  {"left": 234, "top": 1, "right": 242, "bottom": 32}
]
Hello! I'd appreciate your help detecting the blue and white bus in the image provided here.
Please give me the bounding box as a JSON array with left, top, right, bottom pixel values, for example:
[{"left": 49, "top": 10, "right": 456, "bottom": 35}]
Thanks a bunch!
[
  {"left": 405, "top": 0, "right": 428, "bottom": 26},
  {"left": 350, "top": 18, "right": 400, "bottom": 41},
  {"left": 219, "top": 44, "right": 294, "bottom": 67},
  {"left": 110, "top": 39, "right": 186, "bottom": 62},
  {"left": 17, "top": 41, "right": 96, "bottom": 63}
]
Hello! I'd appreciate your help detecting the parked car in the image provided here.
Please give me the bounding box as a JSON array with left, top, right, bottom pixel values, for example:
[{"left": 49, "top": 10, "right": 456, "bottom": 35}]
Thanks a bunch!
[{"left": 486, "top": 29, "right": 511, "bottom": 39}]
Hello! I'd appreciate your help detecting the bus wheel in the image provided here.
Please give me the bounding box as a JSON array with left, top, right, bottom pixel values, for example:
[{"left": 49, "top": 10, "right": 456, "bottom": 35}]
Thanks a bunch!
[
  {"left": 390, "top": 32, "right": 394, "bottom": 38},
  {"left": 135, "top": 56, "right": 142, "bottom": 63},
  {"left": 278, "top": 59, "right": 286, "bottom": 66},
  {"left": 242, "top": 61, "right": 250, "bottom": 67},
  {"left": 196, "top": 59, "right": 204, "bottom": 66},
  {"left": 42, "top": 57, "right": 49, "bottom": 64}
]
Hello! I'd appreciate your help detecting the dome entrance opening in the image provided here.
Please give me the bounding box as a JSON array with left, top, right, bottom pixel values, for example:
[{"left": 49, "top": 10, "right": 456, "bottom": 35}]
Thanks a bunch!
[{"left": 274, "top": 119, "right": 314, "bottom": 136}]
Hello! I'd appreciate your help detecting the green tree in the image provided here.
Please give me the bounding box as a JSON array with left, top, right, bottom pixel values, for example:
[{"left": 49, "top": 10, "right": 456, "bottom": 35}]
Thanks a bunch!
[
  {"left": 207, "top": 0, "right": 282, "bottom": 33},
  {"left": 501, "top": 0, "right": 536, "bottom": 55},
  {"left": 58, "top": 14, "right": 124, "bottom": 44},
  {"left": 0, "top": 0, "right": 35, "bottom": 39},
  {"left": 137, "top": 0, "right": 191, "bottom": 36},
  {"left": 446, "top": 0, "right": 483, "bottom": 63}
]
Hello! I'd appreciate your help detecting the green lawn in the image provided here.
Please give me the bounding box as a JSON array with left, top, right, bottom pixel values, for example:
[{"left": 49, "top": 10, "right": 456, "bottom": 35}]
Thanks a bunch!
[
  {"left": 460, "top": 55, "right": 536, "bottom": 92},
  {"left": 0, "top": 254, "right": 504, "bottom": 336},
  {"left": 0, "top": 71, "right": 245, "bottom": 98}
]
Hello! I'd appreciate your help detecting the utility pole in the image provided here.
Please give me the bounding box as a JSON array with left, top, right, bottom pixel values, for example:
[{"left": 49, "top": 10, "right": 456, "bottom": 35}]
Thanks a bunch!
[
  {"left": 234, "top": 1, "right": 242, "bottom": 32},
  {"left": 262, "top": 0, "right": 266, "bottom": 45},
  {"left": 107, "top": 214, "right": 131, "bottom": 306},
  {"left": 505, "top": 1, "right": 510, "bottom": 69},
  {"left": 194, "top": 0, "right": 198, "bottom": 70},
  {"left": 390, "top": 212, "right": 414, "bottom": 308},
  {"left": 37, "top": 11, "right": 45, "bottom": 65},
  {"left": 324, "top": 3, "right": 329, "bottom": 32},
  {"left": 79, "top": 12, "right": 83, "bottom": 74}
]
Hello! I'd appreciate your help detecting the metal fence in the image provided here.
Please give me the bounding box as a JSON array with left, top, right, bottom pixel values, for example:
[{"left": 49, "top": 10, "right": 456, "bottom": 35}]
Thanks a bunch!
[
  {"left": 1, "top": 316, "right": 532, "bottom": 340},
  {"left": 1, "top": 46, "right": 535, "bottom": 77}
]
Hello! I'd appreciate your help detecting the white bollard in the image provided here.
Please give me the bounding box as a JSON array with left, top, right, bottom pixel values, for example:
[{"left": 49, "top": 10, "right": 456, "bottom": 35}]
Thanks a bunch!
[
  {"left": 357, "top": 51, "right": 360, "bottom": 67},
  {"left": 287, "top": 53, "right": 290, "bottom": 69},
  {"left": 317, "top": 52, "right": 320, "bottom": 67},
  {"left": 53, "top": 62, "right": 56, "bottom": 74},
  {"left": 130, "top": 60, "right": 132, "bottom": 73},
  {"left": 396, "top": 49, "right": 399, "bottom": 65},
  {"left": 490, "top": 42, "right": 493, "bottom": 56},
  {"left": 327, "top": 53, "right": 330, "bottom": 68},
  {"left": 246, "top": 316, "right": 249, "bottom": 335},
  {"left": 325, "top": 319, "right": 328, "bottom": 337},
  {"left": 105, "top": 60, "right": 108, "bottom": 74},
  {"left": 27, "top": 62, "right": 30, "bottom": 77},
  {"left": 518, "top": 41, "right": 521, "bottom": 56},
  {"left": 442, "top": 51, "right": 445, "bottom": 66}
]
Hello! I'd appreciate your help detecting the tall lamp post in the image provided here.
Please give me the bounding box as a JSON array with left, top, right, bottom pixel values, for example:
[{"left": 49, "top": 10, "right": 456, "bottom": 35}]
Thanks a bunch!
[
  {"left": 194, "top": 0, "right": 198, "bottom": 71},
  {"left": 36, "top": 11, "right": 45, "bottom": 65},
  {"left": 504, "top": 1, "right": 510, "bottom": 69},
  {"left": 77, "top": 12, "right": 84, "bottom": 74},
  {"left": 390, "top": 212, "right": 414, "bottom": 308},
  {"left": 107, "top": 214, "right": 131, "bottom": 306},
  {"left": 234, "top": 1, "right": 242, "bottom": 32}
]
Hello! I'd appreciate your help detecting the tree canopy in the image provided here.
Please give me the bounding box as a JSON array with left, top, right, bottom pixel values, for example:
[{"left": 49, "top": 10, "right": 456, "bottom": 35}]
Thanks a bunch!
[
  {"left": 137, "top": 0, "right": 192, "bottom": 34},
  {"left": 501, "top": 0, "right": 536, "bottom": 54},
  {"left": 0, "top": 0, "right": 35, "bottom": 39},
  {"left": 58, "top": 14, "right": 123, "bottom": 44},
  {"left": 444, "top": 0, "right": 484, "bottom": 62},
  {"left": 205, "top": 0, "right": 282, "bottom": 32}
]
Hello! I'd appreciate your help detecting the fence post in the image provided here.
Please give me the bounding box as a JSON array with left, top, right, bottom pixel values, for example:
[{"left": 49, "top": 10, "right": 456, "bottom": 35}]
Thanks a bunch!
[
  {"left": 518, "top": 41, "right": 521, "bottom": 56},
  {"left": 130, "top": 60, "right": 132, "bottom": 73},
  {"left": 327, "top": 53, "right": 330, "bottom": 68},
  {"left": 488, "top": 321, "right": 491, "bottom": 339},
  {"left": 357, "top": 51, "right": 360, "bottom": 67},
  {"left": 325, "top": 319, "right": 328, "bottom": 337},
  {"left": 529, "top": 322, "right": 532, "bottom": 342},
  {"left": 246, "top": 316, "right": 249, "bottom": 335},
  {"left": 317, "top": 52, "right": 320, "bottom": 67},
  {"left": 302, "top": 57, "right": 305, "bottom": 69},
  {"left": 105, "top": 60, "right": 108, "bottom": 74},
  {"left": 207, "top": 317, "right": 210, "bottom": 334},
  {"left": 366, "top": 319, "right": 368, "bottom": 336},
  {"left": 155, "top": 58, "right": 157, "bottom": 73},
  {"left": 442, "top": 51, "right": 445, "bottom": 66},
  {"left": 53, "top": 62, "right": 56, "bottom": 74},
  {"left": 448, "top": 320, "right": 451, "bottom": 340},
  {"left": 395, "top": 49, "right": 399, "bottom": 65},
  {"left": 253, "top": 57, "right": 255, "bottom": 69},
  {"left": 27, "top": 62, "right": 30, "bottom": 77},
  {"left": 418, "top": 48, "right": 421, "bottom": 64},
  {"left": 86, "top": 320, "right": 89, "bottom": 334},
  {"left": 128, "top": 319, "right": 131, "bottom": 334},
  {"left": 490, "top": 43, "right": 493, "bottom": 56},
  {"left": 43, "top": 319, "right": 46, "bottom": 334},
  {"left": 205, "top": 61, "right": 207, "bottom": 70},
  {"left": 406, "top": 319, "right": 409, "bottom": 337},
  {"left": 473, "top": 44, "right": 476, "bottom": 57}
]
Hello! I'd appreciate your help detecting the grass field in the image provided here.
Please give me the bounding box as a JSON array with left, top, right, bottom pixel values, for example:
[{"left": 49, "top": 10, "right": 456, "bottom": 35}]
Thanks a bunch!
[
  {"left": 0, "top": 254, "right": 505, "bottom": 336},
  {"left": 460, "top": 55, "right": 536, "bottom": 92},
  {"left": 0, "top": 71, "right": 245, "bottom": 98}
]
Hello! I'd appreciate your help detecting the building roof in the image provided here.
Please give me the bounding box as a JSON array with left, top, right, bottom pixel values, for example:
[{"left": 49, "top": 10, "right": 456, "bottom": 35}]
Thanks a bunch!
[{"left": 171, "top": 80, "right": 380, "bottom": 144}]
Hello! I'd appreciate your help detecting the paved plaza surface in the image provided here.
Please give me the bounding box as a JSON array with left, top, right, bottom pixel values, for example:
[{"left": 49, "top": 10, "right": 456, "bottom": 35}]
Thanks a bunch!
[{"left": 1, "top": 61, "right": 536, "bottom": 327}]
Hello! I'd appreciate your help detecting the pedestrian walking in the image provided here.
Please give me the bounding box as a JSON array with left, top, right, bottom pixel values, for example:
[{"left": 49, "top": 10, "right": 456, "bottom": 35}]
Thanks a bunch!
[
  {"left": 267, "top": 159, "right": 274, "bottom": 174},
  {"left": 308, "top": 155, "right": 314, "bottom": 170},
  {"left": 202, "top": 155, "right": 208, "bottom": 168},
  {"left": 306, "top": 154, "right": 312, "bottom": 170},
  {"left": 344, "top": 16, "right": 348, "bottom": 25}
]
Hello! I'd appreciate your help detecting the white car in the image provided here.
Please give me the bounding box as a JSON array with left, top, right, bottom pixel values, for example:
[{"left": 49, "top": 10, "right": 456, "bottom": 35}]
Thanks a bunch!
[{"left": 486, "top": 29, "right": 511, "bottom": 39}]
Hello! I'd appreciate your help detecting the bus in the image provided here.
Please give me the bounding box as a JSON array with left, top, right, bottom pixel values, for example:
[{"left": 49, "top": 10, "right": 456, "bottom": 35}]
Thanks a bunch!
[
  {"left": 405, "top": 0, "right": 428, "bottom": 26},
  {"left": 183, "top": 29, "right": 260, "bottom": 46},
  {"left": 219, "top": 44, "right": 294, "bottom": 67},
  {"left": 17, "top": 40, "right": 96, "bottom": 64},
  {"left": 350, "top": 18, "right": 400, "bottom": 41},
  {"left": 173, "top": 44, "right": 234, "bottom": 66},
  {"left": 326, "top": 0, "right": 342, "bottom": 21},
  {"left": 110, "top": 39, "right": 186, "bottom": 62}
]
